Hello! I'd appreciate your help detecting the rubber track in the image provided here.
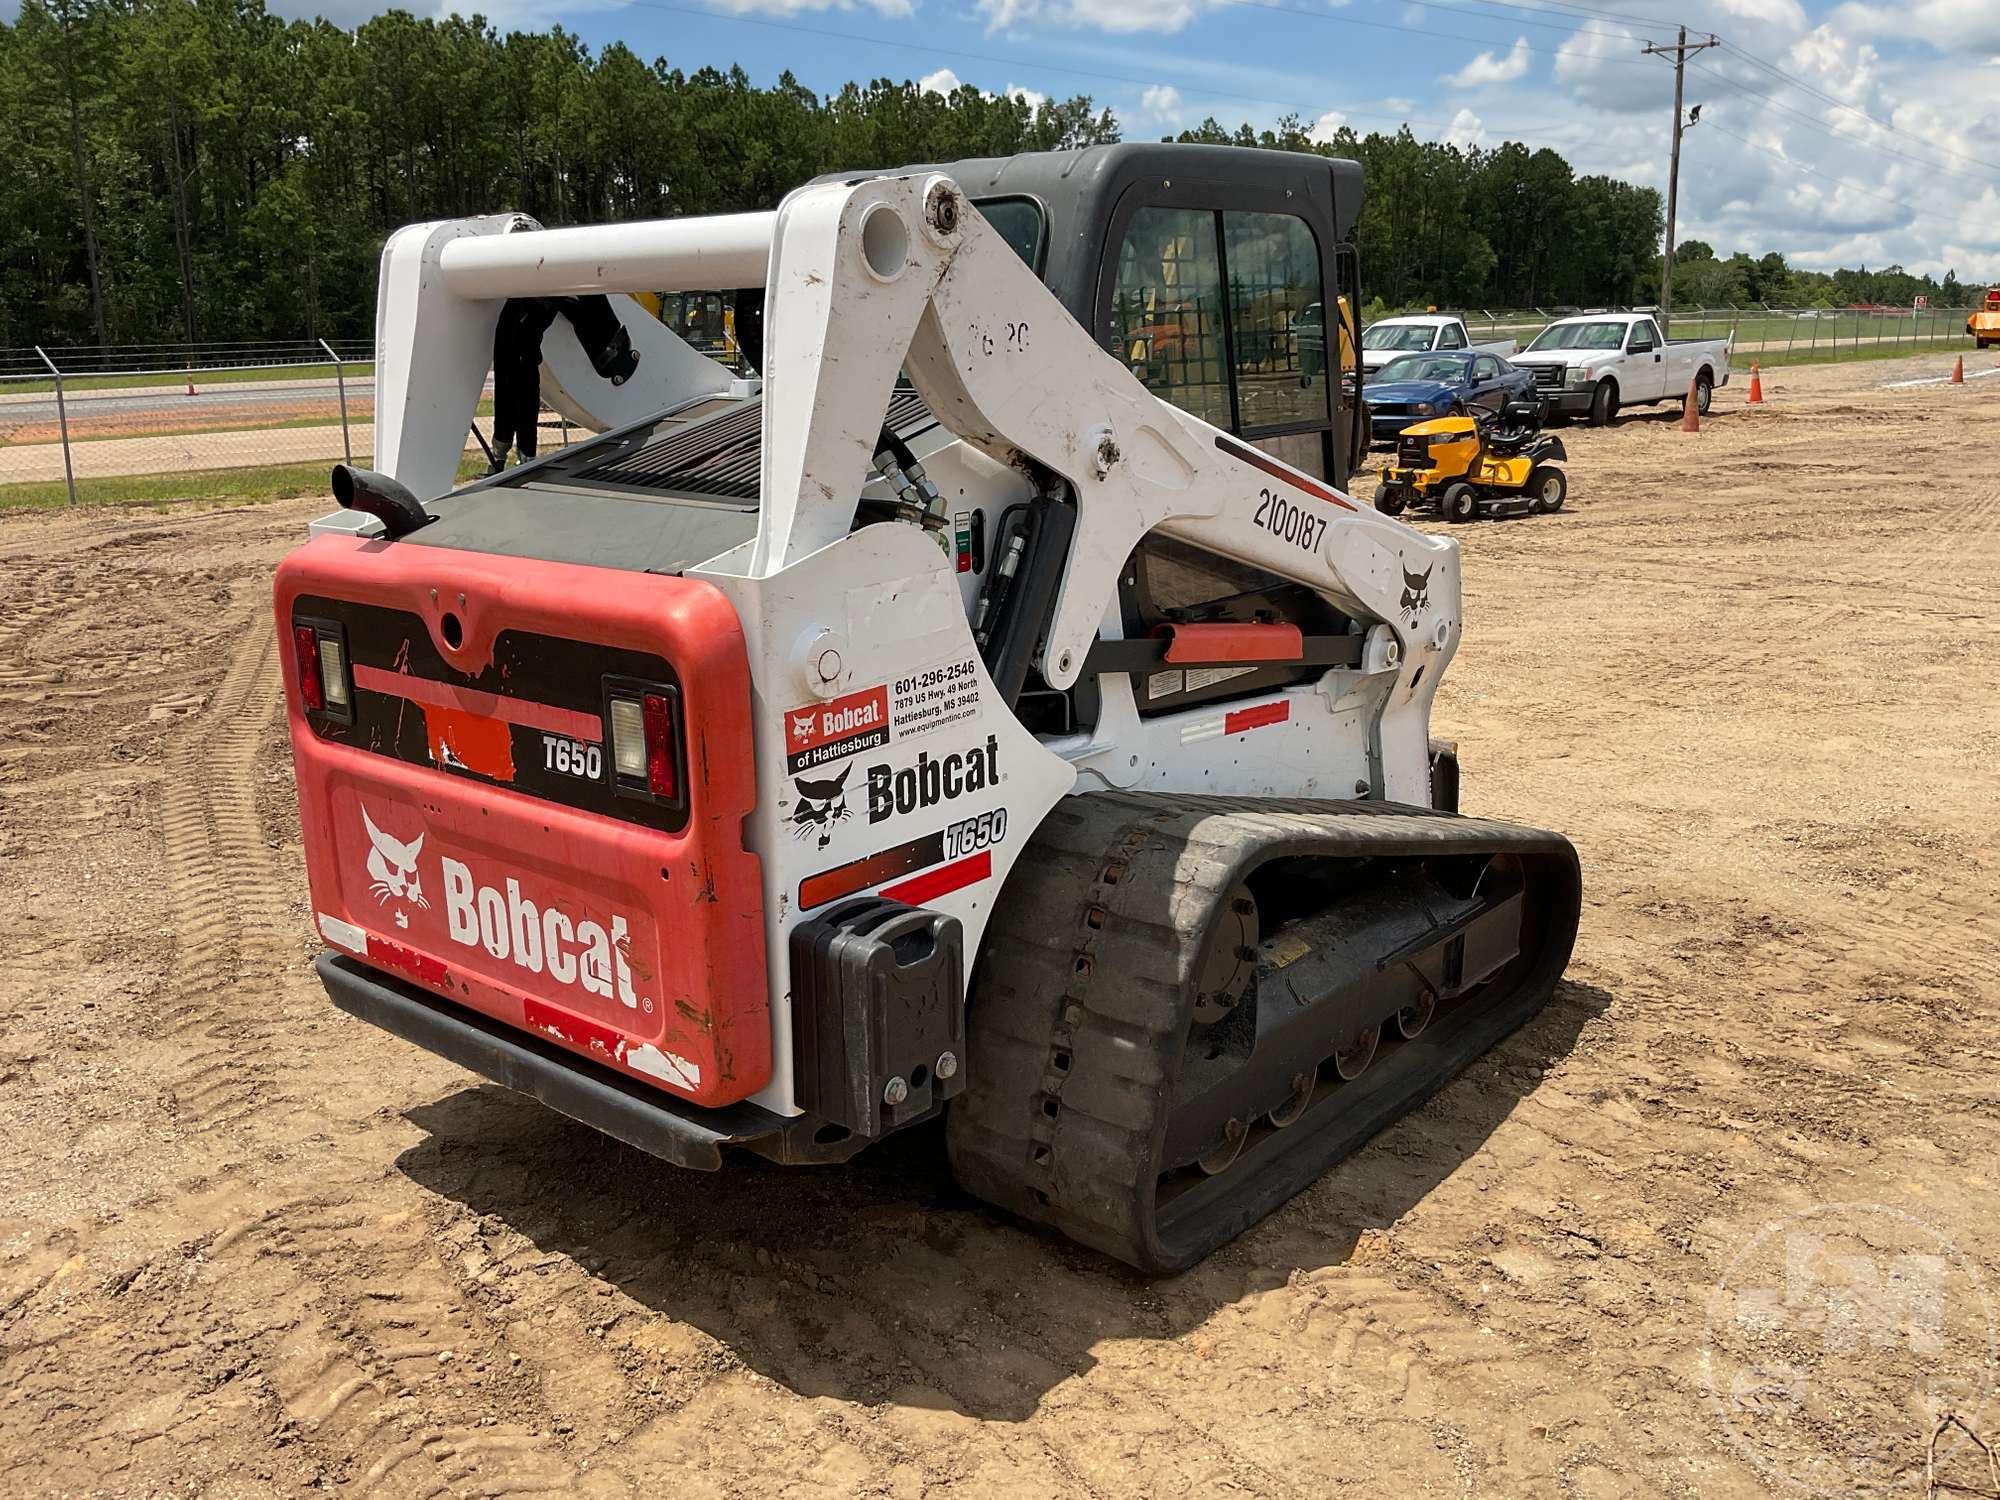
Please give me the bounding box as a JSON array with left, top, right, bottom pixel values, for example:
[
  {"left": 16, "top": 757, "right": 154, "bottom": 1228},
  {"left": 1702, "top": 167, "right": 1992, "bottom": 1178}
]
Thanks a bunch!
[{"left": 947, "top": 791, "right": 1581, "bottom": 1273}]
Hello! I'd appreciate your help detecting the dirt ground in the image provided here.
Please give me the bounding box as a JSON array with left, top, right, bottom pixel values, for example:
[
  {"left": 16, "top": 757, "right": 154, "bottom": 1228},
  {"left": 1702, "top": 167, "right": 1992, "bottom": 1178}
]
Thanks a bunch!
[{"left": 1, "top": 351, "right": 1995, "bottom": 1498}]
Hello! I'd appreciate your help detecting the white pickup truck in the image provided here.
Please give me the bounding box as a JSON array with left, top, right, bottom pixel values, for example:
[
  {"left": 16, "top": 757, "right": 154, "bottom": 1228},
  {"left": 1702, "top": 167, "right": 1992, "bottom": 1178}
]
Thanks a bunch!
[
  {"left": 1509, "top": 312, "right": 1731, "bottom": 426},
  {"left": 1359, "top": 313, "right": 1515, "bottom": 375}
]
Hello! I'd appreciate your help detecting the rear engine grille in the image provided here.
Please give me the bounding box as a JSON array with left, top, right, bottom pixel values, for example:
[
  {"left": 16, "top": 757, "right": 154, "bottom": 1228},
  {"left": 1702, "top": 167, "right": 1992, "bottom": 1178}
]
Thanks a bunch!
[{"left": 579, "top": 390, "right": 937, "bottom": 501}]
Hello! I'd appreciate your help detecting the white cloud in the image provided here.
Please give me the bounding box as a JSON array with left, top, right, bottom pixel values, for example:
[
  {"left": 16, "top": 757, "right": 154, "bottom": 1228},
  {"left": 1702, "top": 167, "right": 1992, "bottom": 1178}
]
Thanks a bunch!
[
  {"left": 1140, "top": 84, "right": 1184, "bottom": 125},
  {"left": 695, "top": 0, "right": 912, "bottom": 15},
  {"left": 1007, "top": 83, "right": 1049, "bottom": 110},
  {"left": 980, "top": 0, "right": 1205, "bottom": 33},
  {"left": 919, "top": 68, "right": 964, "bottom": 96},
  {"left": 1444, "top": 107, "right": 1485, "bottom": 149},
  {"left": 1309, "top": 109, "right": 1348, "bottom": 144},
  {"left": 1784, "top": 23, "right": 1879, "bottom": 106},
  {"left": 1446, "top": 37, "right": 1530, "bottom": 88},
  {"left": 1553, "top": 18, "right": 1663, "bottom": 114},
  {"left": 1834, "top": 0, "right": 2000, "bottom": 52}
]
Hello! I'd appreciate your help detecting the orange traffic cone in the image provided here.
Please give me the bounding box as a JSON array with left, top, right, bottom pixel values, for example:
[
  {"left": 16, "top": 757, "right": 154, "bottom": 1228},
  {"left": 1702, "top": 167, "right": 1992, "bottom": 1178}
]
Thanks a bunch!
[
  {"left": 1747, "top": 361, "right": 1763, "bottom": 405},
  {"left": 1951, "top": 355, "right": 1965, "bottom": 384},
  {"left": 1680, "top": 377, "right": 1700, "bottom": 432}
]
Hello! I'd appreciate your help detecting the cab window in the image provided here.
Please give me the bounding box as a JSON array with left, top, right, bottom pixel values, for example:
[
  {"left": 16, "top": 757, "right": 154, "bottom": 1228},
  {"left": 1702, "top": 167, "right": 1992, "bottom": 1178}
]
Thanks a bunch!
[
  {"left": 1223, "top": 212, "right": 1330, "bottom": 430},
  {"left": 973, "top": 197, "right": 1046, "bottom": 274},
  {"left": 1111, "top": 206, "right": 1334, "bottom": 453},
  {"left": 1109, "top": 207, "right": 1233, "bottom": 430},
  {"left": 1438, "top": 323, "right": 1466, "bottom": 349}
]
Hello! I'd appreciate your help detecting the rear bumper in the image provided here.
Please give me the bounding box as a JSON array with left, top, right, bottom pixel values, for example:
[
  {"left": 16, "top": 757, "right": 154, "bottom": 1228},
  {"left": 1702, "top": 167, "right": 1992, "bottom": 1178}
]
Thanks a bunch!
[{"left": 320, "top": 952, "right": 810, "bottom": 1169}]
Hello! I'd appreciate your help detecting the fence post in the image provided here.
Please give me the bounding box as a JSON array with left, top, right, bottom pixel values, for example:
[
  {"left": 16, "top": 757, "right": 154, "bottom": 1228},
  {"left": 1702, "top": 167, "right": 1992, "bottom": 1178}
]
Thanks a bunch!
[
  {"left": 320, "top": 338, "right": 352, "bottom": 462},
  {"left": 35, "top": 346, "right": 78, "bottom": 508}
]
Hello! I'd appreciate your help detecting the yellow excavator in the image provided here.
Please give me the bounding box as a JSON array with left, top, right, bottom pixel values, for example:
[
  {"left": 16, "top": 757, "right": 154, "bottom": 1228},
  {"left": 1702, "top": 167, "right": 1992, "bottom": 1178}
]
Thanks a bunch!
[{"left": 1969, "top": 288, "right": 2000, "bottom": 350}]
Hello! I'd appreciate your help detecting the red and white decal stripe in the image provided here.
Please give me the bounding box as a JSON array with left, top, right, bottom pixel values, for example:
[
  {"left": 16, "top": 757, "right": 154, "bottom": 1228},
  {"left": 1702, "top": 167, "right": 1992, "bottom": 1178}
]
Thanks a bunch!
[
  {"left": 880, "top": 850, "right": 992, "bottom": 905},
  {"left": 319, "top": 911, "right": 448, "bottom": 985},
  {"left": 1214, "top": 433, "right": 1358, "bottom": 511},
  {"left": 351, "top": 664, "right": 603, "bottom": 743},
  {"left": 1180, "top": 698, "right": 1293, "bottom": 744}
]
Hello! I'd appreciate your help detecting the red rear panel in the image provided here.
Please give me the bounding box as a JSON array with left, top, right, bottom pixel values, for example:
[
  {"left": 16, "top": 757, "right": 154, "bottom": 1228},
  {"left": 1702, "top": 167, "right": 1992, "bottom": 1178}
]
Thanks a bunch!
[{"left": 276, "top": 534, "right": 769, "bottom": 1107}]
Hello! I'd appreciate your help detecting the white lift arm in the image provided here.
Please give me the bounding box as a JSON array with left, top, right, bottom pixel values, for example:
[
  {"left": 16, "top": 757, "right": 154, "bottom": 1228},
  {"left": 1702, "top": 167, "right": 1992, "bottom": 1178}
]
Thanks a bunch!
[
  {"left": 368, "top": 175, "right": 1456, "bottom": 800},
  {"left": 740, "top": 171, "right": 1458, "bottom": 802},
  {"left": 371, "top": 212, "right": 765, "bottom": 500}
]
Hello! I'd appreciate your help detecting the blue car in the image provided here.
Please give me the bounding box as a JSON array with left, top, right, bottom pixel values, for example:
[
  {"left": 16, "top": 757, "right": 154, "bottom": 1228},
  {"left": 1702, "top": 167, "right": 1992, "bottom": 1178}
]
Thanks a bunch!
[{"left": 1364, "top": 350, "right": 1539, "bottom": 444}]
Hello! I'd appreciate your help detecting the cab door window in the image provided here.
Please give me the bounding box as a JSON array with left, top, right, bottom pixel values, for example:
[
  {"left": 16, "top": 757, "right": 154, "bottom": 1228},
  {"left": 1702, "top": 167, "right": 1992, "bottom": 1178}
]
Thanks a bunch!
[
  {"left": 1109, "top": 207, "right": 1232, "bottom": 430},
  {"left": 1223, "top": 212, "right": 1330, "bottom": 432}
]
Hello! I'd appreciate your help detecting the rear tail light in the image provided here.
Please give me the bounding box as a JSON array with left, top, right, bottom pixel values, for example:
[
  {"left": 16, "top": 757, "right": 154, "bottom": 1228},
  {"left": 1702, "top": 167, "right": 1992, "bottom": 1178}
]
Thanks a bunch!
[
  {"left": 293, "top": 624, "right": 324, "bottom": 712},
  {"left": 642, "top": 692, "right": 678, "bottom": 800},
  {"left": 291, "top": 617, "right": 352, "bottom": 723},
  {"left": 605, "top": 679, "right": 684, "bottom": 806}
]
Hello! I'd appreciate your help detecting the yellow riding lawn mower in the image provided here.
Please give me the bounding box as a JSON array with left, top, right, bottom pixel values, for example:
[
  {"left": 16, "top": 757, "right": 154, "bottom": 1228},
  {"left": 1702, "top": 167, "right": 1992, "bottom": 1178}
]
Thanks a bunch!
[{"left": 1374, "top": 400, "right": 1568, "bottom": 522}]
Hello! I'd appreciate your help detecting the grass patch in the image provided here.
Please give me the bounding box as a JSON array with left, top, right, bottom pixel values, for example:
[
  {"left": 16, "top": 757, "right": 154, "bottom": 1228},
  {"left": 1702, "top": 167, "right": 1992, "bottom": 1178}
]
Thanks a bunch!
[
  {"left": 0, "top": 361, "right": 375, "bottom": 397},
  {"left": 1745, "top": 336, "right": 1981, "bottom": 370},
  {"left": 0, "top": 453, "right": 486, "bottom": 512},
  {"left": 46, "top": 397, "right": 509, "bottom": 447}
]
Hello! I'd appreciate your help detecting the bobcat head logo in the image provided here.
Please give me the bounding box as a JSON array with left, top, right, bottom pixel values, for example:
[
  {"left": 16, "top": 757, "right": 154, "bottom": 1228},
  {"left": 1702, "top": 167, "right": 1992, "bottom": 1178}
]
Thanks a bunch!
[
  {"left": 791, "top": 765, "right": 852, "bottom": 850},
  {"left": 1400, "top": 562, "right": 1433, "bottom": 627},
  {"left": 791, "top": 711, "right": 818, "bottom": 744},
  {"left": 363, "top": 805, "right": 430, "bottom": 918}
]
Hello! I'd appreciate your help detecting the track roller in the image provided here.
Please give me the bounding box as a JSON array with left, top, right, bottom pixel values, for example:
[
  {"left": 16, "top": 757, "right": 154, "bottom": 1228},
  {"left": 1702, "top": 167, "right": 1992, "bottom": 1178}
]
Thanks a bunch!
[{"left": 948, "top": 791, "right": 1581, "bottom": 1273}]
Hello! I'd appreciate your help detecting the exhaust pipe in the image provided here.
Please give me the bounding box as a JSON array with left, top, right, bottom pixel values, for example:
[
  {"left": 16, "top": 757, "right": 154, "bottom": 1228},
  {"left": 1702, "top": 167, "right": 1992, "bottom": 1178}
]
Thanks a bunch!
[{"left": 331, "top": 463, "right": 432, "bottom": 538}]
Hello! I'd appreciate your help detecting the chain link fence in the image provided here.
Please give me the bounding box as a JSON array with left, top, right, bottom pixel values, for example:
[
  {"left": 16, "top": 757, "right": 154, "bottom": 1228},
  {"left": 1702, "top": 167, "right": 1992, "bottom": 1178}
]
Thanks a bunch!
[
  {"left": 1370, "top": 305, "right": 1978, "bottom": 361},
  {"left": 0, "top": 340, "right": 584, "bottom": 508},
  {"left": 0, "top": 304, "right": 1984, "bottom": 508}
]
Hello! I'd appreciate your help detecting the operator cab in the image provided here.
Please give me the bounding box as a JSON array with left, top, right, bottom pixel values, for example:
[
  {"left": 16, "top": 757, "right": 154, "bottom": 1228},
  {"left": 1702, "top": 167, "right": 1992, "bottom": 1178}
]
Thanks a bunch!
[
  {"left": 924, "top": 143, "right": 1366, "bottom": 488},
  {"left": 441, "top": 145, "right": 1369, "bottom": 733}
]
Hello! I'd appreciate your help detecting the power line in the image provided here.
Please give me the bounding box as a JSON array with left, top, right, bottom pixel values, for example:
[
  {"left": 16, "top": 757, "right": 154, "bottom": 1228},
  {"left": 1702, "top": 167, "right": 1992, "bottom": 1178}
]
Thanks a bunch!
[
  {"left": 1207, "top": 0, "right": 1658, "bottom": 69},
  {"left": 1715, "top": 38, "right": 2000, "bottom": 177},
  {"left": 1700, "top": 117, "right": 1929, "bottom": 217},
  {"left": 1686, "top": 58, "right": 1999, "bottom": 191},
  {"left": 1343, "top": 0, "right": 1649, "bottom": 41},
  {"left": 619, "top": 0, "right": 1976, "bottom": 237},
  {"left": 627, "top": 0, "right": 1485, "bottom": 129}
]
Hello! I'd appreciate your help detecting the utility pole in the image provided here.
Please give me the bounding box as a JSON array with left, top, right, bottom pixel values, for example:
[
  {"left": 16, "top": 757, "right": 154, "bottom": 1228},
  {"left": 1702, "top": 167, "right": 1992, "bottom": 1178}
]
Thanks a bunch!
[{"left": 1644, "top": 26, "right": 1717, "bottom": 333}]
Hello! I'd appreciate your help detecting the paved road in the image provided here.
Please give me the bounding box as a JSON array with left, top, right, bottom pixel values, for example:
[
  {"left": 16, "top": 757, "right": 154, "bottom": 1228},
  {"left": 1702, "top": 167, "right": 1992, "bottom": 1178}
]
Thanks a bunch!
[{"left": 0, "top": 375, "right": 375, "bottom": 426}]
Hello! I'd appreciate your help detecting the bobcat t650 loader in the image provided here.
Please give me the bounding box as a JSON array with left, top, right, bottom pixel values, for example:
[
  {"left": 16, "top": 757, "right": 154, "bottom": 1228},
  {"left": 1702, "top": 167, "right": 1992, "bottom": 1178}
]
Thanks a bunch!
[{"left": 277, "top": 145, "right": 1581, "bottom": 1272}]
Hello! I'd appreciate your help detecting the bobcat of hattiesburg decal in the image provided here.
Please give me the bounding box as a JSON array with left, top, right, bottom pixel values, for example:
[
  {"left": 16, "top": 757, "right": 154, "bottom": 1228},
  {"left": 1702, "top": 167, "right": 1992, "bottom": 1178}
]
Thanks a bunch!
[
  {"left": 363, "top": 804, "right": 428, "bottom": 927},
  {"left": 1400, "top": 561, "right": 1433, "bottom": 628},
  {"left": 791, "top": 764, "right": 852, "bottom": 848}
]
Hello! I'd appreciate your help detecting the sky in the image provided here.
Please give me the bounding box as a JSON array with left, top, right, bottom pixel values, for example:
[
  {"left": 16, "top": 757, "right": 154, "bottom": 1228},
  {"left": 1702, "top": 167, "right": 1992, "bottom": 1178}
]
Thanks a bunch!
[{"left": 278, "top": 0, "right": 2000, "bottom": 281}]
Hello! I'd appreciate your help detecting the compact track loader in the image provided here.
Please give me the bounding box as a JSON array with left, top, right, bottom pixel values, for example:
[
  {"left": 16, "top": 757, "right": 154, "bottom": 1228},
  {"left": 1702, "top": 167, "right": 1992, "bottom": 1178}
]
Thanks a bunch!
[{"left": 278, "top": 145, "right": 1580, "bottom": 1272}]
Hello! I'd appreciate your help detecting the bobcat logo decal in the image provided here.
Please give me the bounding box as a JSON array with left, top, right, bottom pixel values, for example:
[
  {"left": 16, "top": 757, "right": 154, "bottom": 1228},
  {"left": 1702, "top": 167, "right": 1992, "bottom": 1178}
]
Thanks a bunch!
[
  {"left": 791, "top": 765, "right": 852, "bottom": 849},
  {"left": 1400, "top": 562, "right": 1433, "bottom": 628},
  {"left": 363, "top": 805, "right": 430, "bottom": 924}
]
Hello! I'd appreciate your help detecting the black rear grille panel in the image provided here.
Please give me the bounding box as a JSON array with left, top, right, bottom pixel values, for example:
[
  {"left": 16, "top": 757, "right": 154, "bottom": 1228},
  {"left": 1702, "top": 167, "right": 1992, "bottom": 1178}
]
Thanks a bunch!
[{"left": 578, "top": 390, "right": 937, "bottom": 502}]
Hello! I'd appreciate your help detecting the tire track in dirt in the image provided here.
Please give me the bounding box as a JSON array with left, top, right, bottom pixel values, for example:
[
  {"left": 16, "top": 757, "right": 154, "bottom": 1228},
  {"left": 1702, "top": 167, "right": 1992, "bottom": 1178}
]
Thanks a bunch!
[
  {"left": 205, "top": 1191, "right": 590, "bottom": 1498},
  {"left": 151, "top": 611, "right": 304, "bottom": 1133}
]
